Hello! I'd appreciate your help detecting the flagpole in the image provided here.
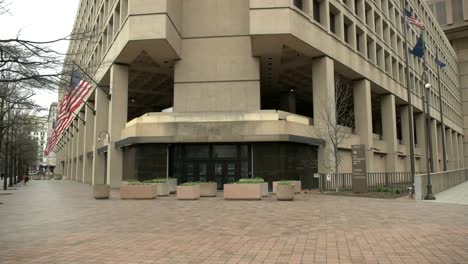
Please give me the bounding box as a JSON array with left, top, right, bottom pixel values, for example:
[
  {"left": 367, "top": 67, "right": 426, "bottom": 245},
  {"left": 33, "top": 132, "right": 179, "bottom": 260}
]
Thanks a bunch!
[
  {"left": 402, "top": 0, "right": 417, "bottom": 194},
  {"left": 421, "top": 29, "right": 436, "bottom": 200},
  {"left": 436, "top": 47, "right": 448, "bottom": 171},
  {"left": 72, "top": 61, "right": 111, "bottom": 100}
]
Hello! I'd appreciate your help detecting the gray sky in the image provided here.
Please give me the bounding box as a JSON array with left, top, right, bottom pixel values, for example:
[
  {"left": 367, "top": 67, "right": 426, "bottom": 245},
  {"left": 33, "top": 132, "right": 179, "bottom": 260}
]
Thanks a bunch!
[{"left": 0, "top": 0, "right": 79, "bottom": 114}]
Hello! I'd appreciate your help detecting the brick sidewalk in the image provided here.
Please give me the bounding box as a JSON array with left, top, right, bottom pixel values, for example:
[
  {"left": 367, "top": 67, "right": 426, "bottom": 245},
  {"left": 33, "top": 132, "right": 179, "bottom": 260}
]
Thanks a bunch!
[{"left": 0, "top": 181, "right": 467, "bottom": 264}]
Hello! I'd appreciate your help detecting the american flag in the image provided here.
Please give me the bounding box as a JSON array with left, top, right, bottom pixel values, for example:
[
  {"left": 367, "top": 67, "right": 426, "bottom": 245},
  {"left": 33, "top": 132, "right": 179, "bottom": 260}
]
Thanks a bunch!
[
  {"left": 404, "top": 9, "right": 425, "bottom": 29},
  {"left": 44, "top": 70, "right": 93, "bottom": 156}
]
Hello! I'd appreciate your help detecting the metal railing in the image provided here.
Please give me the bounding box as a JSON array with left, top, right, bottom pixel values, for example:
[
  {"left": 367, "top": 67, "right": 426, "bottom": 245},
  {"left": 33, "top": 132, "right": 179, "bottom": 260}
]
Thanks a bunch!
[{"left": 319, "top": 172, "right": 415, "bottom": 193}]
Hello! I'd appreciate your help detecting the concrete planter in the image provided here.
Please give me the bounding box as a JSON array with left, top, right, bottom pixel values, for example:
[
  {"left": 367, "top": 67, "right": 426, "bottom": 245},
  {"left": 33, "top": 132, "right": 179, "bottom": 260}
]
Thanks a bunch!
[
  {"left": 200, "top": 182, "right": 217, "bottom": 197},
  {"left": 276, "top": 183, "right": 295, "bottom": 201},
  {"left": 53, "top": 174, "right": 62, "bottom": 180},
  {"left": 93, "top": 184, "right": 110, "bottom": 199},
  {"left": 167, "top": 178, "right": 177, "bottom": 194},
  {"left": 177, "top": 185, "right": 200, "bottom": 200},
  {"left": 155, "top": 182, "right": 170, "bottom": 196},
  {"left": 273, "top": 181, "right": 301, "bottom": 194},
  {"left": 261, "top": 182, "right": 269, "bottom": 197},
  {"left": 224, "top": 183, "right": 262, "bottom": 200},
  {"left": 120, "top": 184, "right": 157, "bottom": 199}
]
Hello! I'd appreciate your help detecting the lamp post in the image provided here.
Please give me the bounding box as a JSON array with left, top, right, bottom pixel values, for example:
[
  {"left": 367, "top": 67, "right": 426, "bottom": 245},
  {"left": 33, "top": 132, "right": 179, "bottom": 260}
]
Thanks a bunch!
[{"left": 423, "top": 81, "right": 436, "bottom": 200}]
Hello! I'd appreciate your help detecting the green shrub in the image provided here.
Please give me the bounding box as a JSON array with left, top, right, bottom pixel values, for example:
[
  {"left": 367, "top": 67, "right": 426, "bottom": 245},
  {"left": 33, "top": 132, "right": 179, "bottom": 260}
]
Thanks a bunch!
[
  {"left": 235, "top": 180, "right": 262, "bottom": 184},
  {"left": 383, "top": 187, "right": 389, "bottom": 192},
  {"left": 278, "top": 182, "right": 293, "bottom": 185},
  {"left": 238, "top": 178, "right": 264, "bottom": 183},
  {"left": 376, "top": 187, "right": 383, "bottom": 192},
  {"left": 394, "top": 188, "right": 401, "bottom": 194},
  {"left": 151, "top": 178, "right": 168, "bottom": 183},
  {"left": 181, "top": 182, "right": 200, "bottom": 186}
]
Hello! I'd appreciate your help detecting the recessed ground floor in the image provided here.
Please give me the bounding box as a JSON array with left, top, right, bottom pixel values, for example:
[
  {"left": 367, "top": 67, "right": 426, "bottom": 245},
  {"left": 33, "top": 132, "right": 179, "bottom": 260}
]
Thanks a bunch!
[
  {"left": 1, "top": 181, "right": 468, "bottom": 264},
  {"left": 121, "top": 142, "right": 318, "bottom": 191}
]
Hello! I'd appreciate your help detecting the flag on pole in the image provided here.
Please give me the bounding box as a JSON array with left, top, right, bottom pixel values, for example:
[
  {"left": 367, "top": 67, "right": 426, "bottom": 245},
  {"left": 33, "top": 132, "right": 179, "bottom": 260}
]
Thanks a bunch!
[
  {"left": 404, "top": 9, "right": 425, "bottom": 29},
  {"left": 44, "top": 70, "right": 93, "bottom": 156},
  {"left": 411, "top": 34, "right": 424, "bottom": 59},
  {"left": 435, "top": 54, "right": 447, "bottom": 68}
]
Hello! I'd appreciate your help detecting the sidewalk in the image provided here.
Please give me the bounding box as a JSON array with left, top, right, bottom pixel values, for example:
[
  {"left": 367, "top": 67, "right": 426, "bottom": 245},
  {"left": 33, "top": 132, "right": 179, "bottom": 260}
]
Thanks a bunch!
[{"left": 426, "top": 181, "right": 468, "bottom": 205}]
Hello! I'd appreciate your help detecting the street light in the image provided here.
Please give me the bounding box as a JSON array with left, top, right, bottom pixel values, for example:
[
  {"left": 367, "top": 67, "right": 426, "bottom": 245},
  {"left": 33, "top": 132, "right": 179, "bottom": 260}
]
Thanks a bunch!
[{"left": 424, "top": 81, "right": 436, "bottom": 200}]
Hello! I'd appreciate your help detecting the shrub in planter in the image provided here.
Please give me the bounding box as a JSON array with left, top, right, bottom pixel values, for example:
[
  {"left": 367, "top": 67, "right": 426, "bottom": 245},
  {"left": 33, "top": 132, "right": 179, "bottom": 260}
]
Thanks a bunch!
[
  {"left": 144, "top": 179, "right": 170, "bottom": 196},
  {"left": 199, "top": 182, "right": 217, "bottom": 197},
  {"left": 177, "top": 182, "right": 200, "bottom": 200},
  {"left": 224, "top": 181, "right": 262, "bottom": 200},
  {"left": 166, "top": 178, "right": 178, "bottom": 194},
  {"left": 93, "top": 184, "right": 110, "bottom": 199},
  {"left": 239, "top": 178, "right": 268, "bottom": 196},
  {"left": 120, "top": 181, "right": 157, "bottom": 199},
  {"left": 276, "top": 182, "right": 295, "bottom": 201},
  {"left": 273, "top": 181, "right": 301, "bottom": 194}
]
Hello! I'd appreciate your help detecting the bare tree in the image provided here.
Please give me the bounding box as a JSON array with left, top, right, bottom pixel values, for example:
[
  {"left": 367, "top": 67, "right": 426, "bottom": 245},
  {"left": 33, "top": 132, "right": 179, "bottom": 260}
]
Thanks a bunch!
[{"left": 318, "top": 75, "right": 354, "bottom": 192}]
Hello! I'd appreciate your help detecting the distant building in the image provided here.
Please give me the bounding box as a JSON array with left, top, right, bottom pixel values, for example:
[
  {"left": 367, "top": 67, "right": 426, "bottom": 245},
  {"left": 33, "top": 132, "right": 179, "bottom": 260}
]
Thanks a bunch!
[
  {"left": 30, "top": 123, "right": 47, "bottom": 172},
  {"left": 45, "top": 102, "right": 58, "bottom": 172},
  {"left": 426, "top": 0, "right": 468, "bottom": 166}
]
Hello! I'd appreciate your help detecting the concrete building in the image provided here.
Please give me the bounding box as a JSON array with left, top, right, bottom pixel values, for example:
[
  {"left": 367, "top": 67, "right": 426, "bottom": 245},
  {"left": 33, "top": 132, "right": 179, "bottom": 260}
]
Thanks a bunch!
[
  {"left": 31, "top": 123, "right": 47, "bottom": 172},
  {"left": 55, "top": 0, "right": 464, "bottom": 189},
  {"left": 426, "top": 0, "right": 468, "bottom": 167},
  {"left": 45, "top": 102, "right": 58, "bottom": 172}
]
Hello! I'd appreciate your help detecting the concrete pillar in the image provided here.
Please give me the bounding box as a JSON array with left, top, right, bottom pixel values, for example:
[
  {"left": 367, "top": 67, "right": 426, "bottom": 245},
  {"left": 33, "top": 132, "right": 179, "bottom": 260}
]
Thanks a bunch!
[
  {"left": 381, "top": 94, "right": 397, "bottom": 172},
  {"left": 107, "top": 64, "right": 128, "bottom": 188},
  {"left": 72, "top": 120, "right": 79, "bottom": 181},
  {"left": 415, "top": 113, "right": 427, "bottom": 171},
  {"left": 312, "top": 56, "right": 336, "bottom": 173},
  {"left": 430, "top": 119, "right": 439, "bottom": 172},
  {"left": 67, "top": 132, "right": 73, "bottom": 179},
  {"left": 280, "top": 91, "right": 296, "bottom": 113},
  {"left": 400, "top": 106, "right": 413, "bottom": 172},
  {"left": 82, "top": 103, "right": 95, "bottom": 184},
  {"left": 452, "top": 131, "right": 459, "bottom": 169},
  {"left": 446, "top": 128, "right": 453, "bottom": 170},
  {"left": 76, "top": 113, "right": 85, "bottom": 183},
  {"left": 459, "top": 135, "right": 465, "bottom": 168},
  {"left": 437, "top": 124, "right": 443, "bottom": 171},
  {"left": 92, "top": 88, "right": 109, "bottom": 185},
  {"left": 353, "top": 79, "right": 374, "bottom": 172}
]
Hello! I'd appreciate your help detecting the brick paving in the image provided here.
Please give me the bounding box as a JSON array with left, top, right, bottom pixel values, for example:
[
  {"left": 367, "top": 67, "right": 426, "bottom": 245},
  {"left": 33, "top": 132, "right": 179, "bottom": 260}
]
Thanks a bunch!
[{"left": 0, "top": 181, "right": 468, "bottom": 264}]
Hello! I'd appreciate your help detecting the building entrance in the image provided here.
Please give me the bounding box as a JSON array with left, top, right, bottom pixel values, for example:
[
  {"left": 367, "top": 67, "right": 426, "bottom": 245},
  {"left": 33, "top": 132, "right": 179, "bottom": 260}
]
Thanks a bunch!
[{"left": 170, "top": 144, "right": 251, "bottom": 190}]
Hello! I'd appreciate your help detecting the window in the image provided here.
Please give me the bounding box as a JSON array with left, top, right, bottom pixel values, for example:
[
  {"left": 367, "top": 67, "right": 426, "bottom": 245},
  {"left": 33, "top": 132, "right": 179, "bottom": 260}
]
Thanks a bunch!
[
  {"left": 330, "top": 12, "right": 336, "bottom": 34},
  {"left": 313, "top": 0, "right": 321, "bottom": 23},
  {"left": 293, "top": 0, "right": 303, "bottom": 9}
]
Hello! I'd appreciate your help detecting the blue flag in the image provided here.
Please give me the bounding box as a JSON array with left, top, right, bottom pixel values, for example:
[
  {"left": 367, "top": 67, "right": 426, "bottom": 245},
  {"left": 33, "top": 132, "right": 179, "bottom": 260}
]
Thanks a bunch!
[
  {"left": 411, "top": 34, "right": 424, "bottom": 58},
  {"left": 435, "top": 54, "right": 446, "bottom": 68}
]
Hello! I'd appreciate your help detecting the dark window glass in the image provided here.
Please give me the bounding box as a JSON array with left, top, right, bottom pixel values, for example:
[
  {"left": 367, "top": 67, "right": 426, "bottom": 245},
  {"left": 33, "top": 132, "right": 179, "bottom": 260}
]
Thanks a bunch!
[
  {"left": 293, "top": 0, "right": 302, "bottom": 9},
  {"left": 240, "top": 145, "right": 248, "bottom": 159},
  {"left": 330, "top": 13, "right": 336, "bottom": 33},
  {"left": 313, "top": 0, "right": 320, "bottom": 22},
  {"left": 344, "top": 23, "right": 350, "bottom": 43},
  {"left": 213, "top": 145, "right": 236, "bottom": 159},
  {"left": 185, "top": 145, "right": 209, "bottom": 159}
]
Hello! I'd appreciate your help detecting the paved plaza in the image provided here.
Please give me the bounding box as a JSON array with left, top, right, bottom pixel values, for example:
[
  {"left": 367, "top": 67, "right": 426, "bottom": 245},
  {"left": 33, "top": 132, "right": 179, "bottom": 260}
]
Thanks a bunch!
[
  {"left": 429, "top": 181, "right": 468, "bottom": 205},
  {"left": 1, "top": 181, "right": 468, "bottom": 264}
]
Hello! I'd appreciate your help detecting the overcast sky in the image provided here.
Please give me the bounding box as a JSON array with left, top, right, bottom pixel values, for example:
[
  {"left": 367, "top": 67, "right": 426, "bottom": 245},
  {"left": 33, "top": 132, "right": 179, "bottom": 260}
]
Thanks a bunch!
[{"left": 0, "top": 0, "right": 79, "bottom": 114}]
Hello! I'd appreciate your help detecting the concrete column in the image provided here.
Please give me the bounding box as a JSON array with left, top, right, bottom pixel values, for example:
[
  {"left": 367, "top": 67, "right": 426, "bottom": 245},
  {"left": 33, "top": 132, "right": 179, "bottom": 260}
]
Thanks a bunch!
[
  {"left": 312, "top": 56, "right": 336, "bottom": 173},
  {"left": 82, "top": 103, "right": 95, "bottom": 184},
  {"left": 76, "top": 113, "right": 85, "bottom": 183},
  {"left": 430, "top": 119, "right": 439, "bottom": 172},
  {"left": 437, "top": 124, "right": 443, "bottom": 170},
  {"left": 92, "top": 88, "right": 109, "bottom": 185},
  {"left": 452, "top": 131, "right": 459, "bottom": 169},
  {"left": 72, "top": 120, "right": 79, "bottom": 181},
  {"left": 381, "top": 94, "right": 397, "bottom": 172},
  {"left": 415, "top": 113, "right": 427, "bottom": 171},
  {"left": 446, "top": 128, "right": 453, "bottom": 170},
  {"left": 107, "top": 64, "right": 128, "bottom": 188},
  {"left": 67, "top": 133, "right": 73, "bottom": 179},
  {"left": 353, "top": 79, "right": 374, "bottom": 172},
  {"left": 280, "top": 91, "right": 296, "bottom": 113},
  {"left": 459, "top": 135, "right": 465, "bottom": 168},
  {"left": 400, "top": 106, "right": 413, "bottom": 172}
]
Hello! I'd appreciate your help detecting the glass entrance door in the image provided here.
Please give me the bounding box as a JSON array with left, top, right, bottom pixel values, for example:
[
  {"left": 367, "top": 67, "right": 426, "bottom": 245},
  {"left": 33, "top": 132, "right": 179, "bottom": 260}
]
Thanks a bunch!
[{"left": 214, "top": 161, "right": 238, "bottom": 190}]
